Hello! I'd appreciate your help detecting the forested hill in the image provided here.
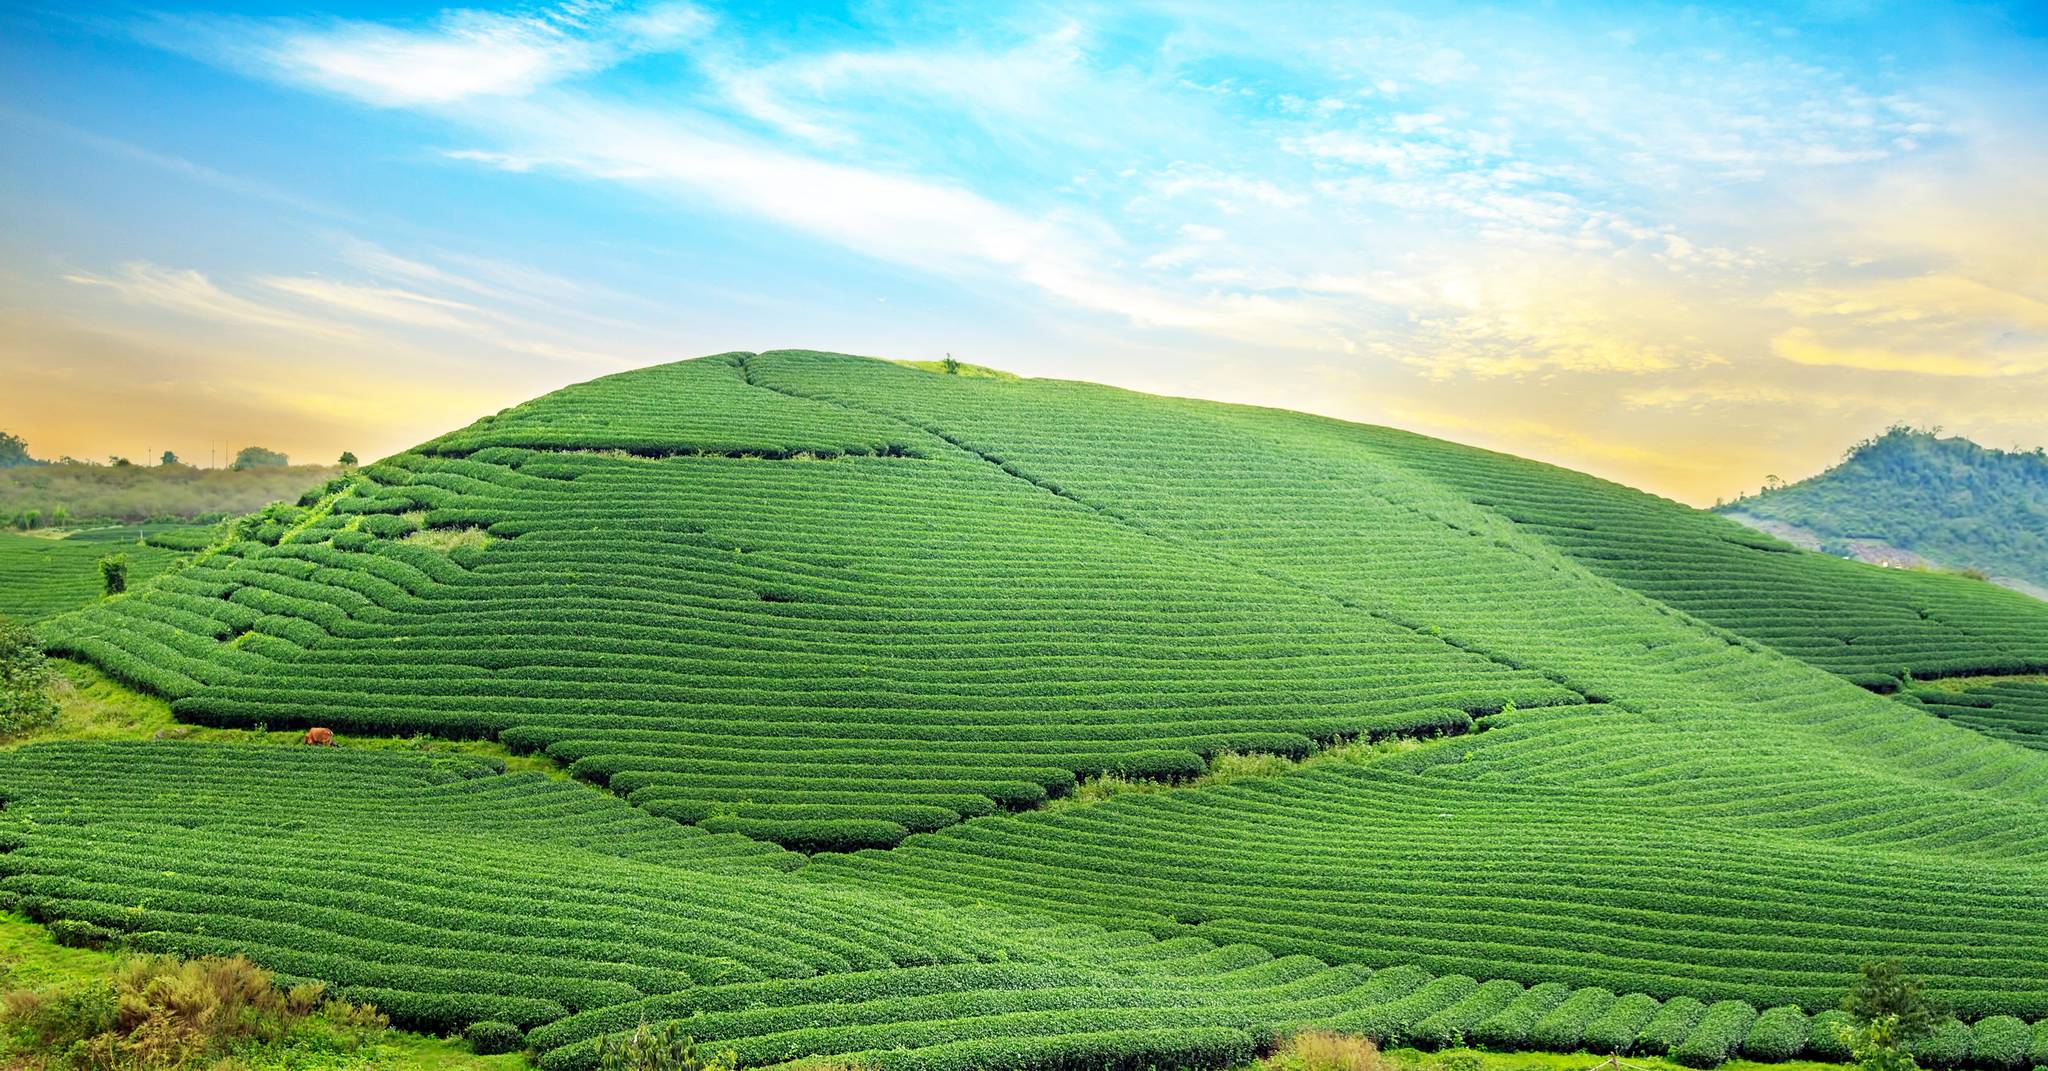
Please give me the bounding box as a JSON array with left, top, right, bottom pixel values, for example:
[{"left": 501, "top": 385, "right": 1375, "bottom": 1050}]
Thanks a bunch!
[{"left": 1717, "top": 427, "right": 2048, "bottom": 597}]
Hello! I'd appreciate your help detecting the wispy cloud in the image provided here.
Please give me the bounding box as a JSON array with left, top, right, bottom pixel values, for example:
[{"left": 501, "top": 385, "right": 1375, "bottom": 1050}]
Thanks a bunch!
[
  {"left": 147, "top": 1, "right": 712, "bottom": 107},
  {"left": 64, "top": 262, "right": 367, "bottom": 341}
]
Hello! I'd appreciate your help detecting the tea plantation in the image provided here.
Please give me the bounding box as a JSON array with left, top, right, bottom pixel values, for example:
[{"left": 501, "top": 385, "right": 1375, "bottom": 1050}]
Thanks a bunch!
[
  {"left": 11, "top": 351, "right": 2048, "bottom": 1069},
  {"left": 0, "top": 525, "right": 188, "bottom": 622}
]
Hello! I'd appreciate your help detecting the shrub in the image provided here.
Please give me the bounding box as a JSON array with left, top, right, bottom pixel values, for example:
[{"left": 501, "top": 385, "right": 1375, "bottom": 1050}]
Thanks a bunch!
[
  {"left": 98, "top": 552, "right": 128, "bottom": 595},
  {"left": 469, "top": 1019, "right": 527, "bottom": 1055},
  {"left": 1971, "top": 1015, "right": 2032, "bottom": 1071},
  {"left": 1270, "top": 1031, "right": 1383, "bottom": 1071},
  {"left": 1430, "top": 1050, "right": 1482, "bottom": 1071},
  {"left": 47, "top": 919, "right": 119, "bottom": 951},
  {"left": 1671, "top": 1000, "right": 1757, "bottom": 1068},
  {"left": 1528, "top": 986, "right": 1616, "bottom": 1051},
  {"left": 0, "top": 954, "right": 387, "bottom": 1068},
  {"left": 0, "top": 616, "right": 56, "bottom": 738},
  {"left": 1739, "top": 1005, "right": 1808, "bottom": 1062},
  {"left": 1806, "top": 1010, "right": 1856, "bottom": 1061},
  {"left": 1911, "top": 1018, "right": 1974, "bottom": 1069},
  {"left": 1469, "top": 983, "right": 1571, "bottom": 1048},
  {"left": 593, "top": 1020, "right": 742, "bottom": 1071},
  {"left": 1637, "top": 996, "right": 1707, "bottom": 1056},
  {"left": 1581, "top": 993, "right": 1660, "bottom": 1055}
]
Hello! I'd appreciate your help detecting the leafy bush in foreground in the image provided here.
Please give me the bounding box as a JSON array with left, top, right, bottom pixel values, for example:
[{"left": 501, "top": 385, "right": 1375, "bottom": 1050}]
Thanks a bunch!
[
  {"left": 0, "top": 954, "right": 387, "bottom": 1069},
  {"left": 1740, "top": 1005, "right": 1810, "bottom": 1062},
  {"left": 1672, "top": 1001, "right": 1758, "bottom": 1068},
  {"left": 468, "top": 1019, "right": 526, "bottom": 1056},
  {"left": 1971, "top": 1015, "right": 2033, "bottom": 1071}
]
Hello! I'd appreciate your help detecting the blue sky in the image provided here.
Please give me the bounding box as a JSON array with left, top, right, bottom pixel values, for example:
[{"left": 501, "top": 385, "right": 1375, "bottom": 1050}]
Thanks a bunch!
[{"left": 2, "top": 1, "right": 2044, "bottom": 501}]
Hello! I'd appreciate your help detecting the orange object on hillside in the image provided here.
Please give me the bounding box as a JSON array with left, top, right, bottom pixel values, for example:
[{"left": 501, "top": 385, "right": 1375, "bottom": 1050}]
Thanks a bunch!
[{"left": 303, "top": 727, "right": 334, "bottom": 746}]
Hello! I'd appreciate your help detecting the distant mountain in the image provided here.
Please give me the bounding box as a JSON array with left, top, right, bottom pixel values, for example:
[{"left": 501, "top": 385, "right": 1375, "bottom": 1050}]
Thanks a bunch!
[{"left": 1717, "top": 426, "right": 2048, "bottom": 598}]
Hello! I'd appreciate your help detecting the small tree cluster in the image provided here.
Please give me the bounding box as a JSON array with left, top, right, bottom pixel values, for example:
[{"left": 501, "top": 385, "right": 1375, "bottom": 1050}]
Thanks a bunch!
[
  {"left": 595, "top": 1020, "right": 738, "bottom": 1071},
  {"left": 231, "top": 446, "right": 290, "bottom": 470},
  {"left": 1836, "top": 961, "right": 1949, "bottom": 1071},
  {"left": 99, "top": 552, "right": 129, "bottom": 595},
  {"left": 0, "top": 616, "right": 57, "bottom": 738}
]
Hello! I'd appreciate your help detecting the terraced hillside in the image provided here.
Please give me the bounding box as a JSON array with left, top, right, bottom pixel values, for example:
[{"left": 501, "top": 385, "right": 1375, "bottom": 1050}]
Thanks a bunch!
[
  {"left": 15, "top": 351, "right": 2048, "bottom": 1068},
  {"left": 0, "top": 525, "right": 189, "bottom": 622}
]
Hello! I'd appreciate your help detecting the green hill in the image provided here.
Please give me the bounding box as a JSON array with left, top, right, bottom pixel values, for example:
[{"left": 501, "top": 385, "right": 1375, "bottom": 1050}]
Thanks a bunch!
[
  {"left": 1715, "top": 427, "right": 2048, "bottom": 598},
  {"left": 10, "top": 352, "right": 2048, "bottom": 1070}
]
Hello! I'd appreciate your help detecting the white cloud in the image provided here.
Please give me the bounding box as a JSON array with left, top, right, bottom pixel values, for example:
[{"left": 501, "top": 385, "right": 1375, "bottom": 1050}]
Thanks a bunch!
[
  {"left": 65, "top": 262, "right": 364, "bottom": 341},
  {"left": 151, "top": 2, "right": 710, "bottom": 108}
]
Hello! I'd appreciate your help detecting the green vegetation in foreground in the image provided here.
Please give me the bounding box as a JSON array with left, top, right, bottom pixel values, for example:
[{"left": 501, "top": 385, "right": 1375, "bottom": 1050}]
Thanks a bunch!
[
  {"left": 0, "top": 912, "right": 520, "bottom": 1070},
  {"left": 1715, "top": 426, "right": 2048, "bottom": 594},
  {"left": 13, "top": 351, "right": 2048, "bottom": 1071}
]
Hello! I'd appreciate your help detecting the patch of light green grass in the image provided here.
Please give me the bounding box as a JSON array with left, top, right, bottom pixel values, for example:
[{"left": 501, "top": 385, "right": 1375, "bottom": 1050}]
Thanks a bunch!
[
  {"left": 892, "top": 358, "right": 1020, "bottom": 379},
  {"left": 4, "top": 660, "right": 566, "bottom": 780},
  {"left": 1049, "top": 735, "right": 1438, "bottom": 810}
]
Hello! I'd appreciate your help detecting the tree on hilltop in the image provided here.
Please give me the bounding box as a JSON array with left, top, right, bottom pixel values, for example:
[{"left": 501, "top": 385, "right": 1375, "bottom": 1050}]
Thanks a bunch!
[
  {"left": 231, "top": 446, "right": 289, "bottom": 470},
  {"left": 0, "top": 431, "right": 43, "bottom": 469}
]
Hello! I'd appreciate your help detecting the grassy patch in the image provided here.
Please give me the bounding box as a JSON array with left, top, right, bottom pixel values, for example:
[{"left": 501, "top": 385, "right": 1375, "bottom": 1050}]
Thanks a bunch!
[
  {"left": 0, "top": 914, "right": 517, "bottom": 1070},
  {"left": 1915, "top": 673, "right": 2048, "bottom": 693},
  {"left": 2, "top": 661, "right": 566, "bottom": 780},
  {"left": 402, "top": 526, "right": 492, "bottom": 553},
  {"left": 892, "top": 358, "right": 1019, "bottom": 379},
  {"left": 1048, "top": 736, "right": 1435, "bottom": 809}
]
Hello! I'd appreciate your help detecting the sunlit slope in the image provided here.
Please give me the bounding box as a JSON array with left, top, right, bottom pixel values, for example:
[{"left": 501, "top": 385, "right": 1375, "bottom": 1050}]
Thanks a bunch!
[
  {"left": 35, "top": 350, "right": 2048, "bottom": 1019},
  {"left": 1374, "top": 431, "right": 2048, "bottom": 686},
  {"left": 43, "top": 356, "right": 1570, "bottom": 851}
]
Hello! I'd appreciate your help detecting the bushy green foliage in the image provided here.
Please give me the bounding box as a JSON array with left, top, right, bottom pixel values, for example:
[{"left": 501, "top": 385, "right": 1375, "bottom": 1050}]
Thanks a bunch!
[
  {"left": 0, "top": 615, "right": 57, "bottom": 738},
  {"left": 95, "top": 552, "right": 127, "bottom": 596},
  {"left": 1467, "top": 983, "right": 1570, "bottom": 1049},
  {"left": 1527, "top": 986, "right": 1615, "bottom": 1051},
  {"left": 231, "top": 446, "right": 290, "bottom": 470},
  {"left": 1805, "top": 1010, "right": 1858, "bottom": 1061},
  {"left": 1581, "top": 993, "right": 1661, "bottom": 1054},
  {"left": 1847, "top": 961, "right": 1949, "bottom": 1043},
  {"left": 1718, "top": 426, "right": 2048, "bottom": 591},
  {"left": 0, "top": 431, "right": 40, "bottom": 469},
  {"left": 1971, "top": 1016, "right": 2032, "bottom": 1071},
  {"left": 1912, "top": 1019, "right": 1976, "bottom": 1069},
  {"left": 1671, "top": 1001, "right": 1757, "bottom": 1068},
  {"left": 0, "top": 952, "right": 388, "bottom": 1069},
  {"left": 467, "top": 1018, "right": 526, "bottom": 1055},
  {"left": 1741, "top": 1005, "right": 1812, "bottom": 1062},
  {"left": 1636, "top": 997, "right": 1708, "bottom": 1056}
]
